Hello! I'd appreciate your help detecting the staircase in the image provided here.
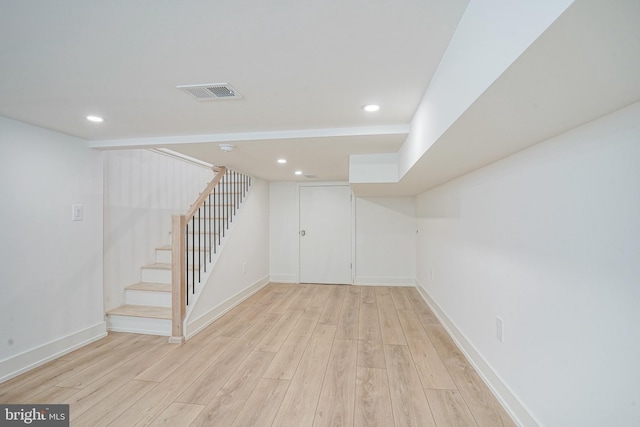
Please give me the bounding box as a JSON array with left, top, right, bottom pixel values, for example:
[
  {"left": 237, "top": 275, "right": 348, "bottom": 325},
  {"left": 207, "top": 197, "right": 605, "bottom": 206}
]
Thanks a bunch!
[{"left": 106, "top": 167, "right": 251, "bottom": 337}]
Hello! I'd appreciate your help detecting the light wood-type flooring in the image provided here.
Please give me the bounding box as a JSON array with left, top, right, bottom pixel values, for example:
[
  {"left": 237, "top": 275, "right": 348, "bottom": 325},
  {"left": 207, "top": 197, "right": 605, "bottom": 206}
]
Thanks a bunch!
[{"left": 0, "top": 283, "right": 516, "bottom": 427}]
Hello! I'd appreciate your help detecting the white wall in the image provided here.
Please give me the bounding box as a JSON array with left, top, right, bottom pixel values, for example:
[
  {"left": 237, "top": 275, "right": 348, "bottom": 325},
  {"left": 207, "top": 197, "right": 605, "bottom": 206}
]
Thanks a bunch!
[
  {"left": 416, "top": 102, "right": 640, "bottom": 427},
  {"left": 355, "top": 197, "right": 416, "bottom": 285},
  {"left": 269, "top": 182, "right": 417, "bottom": 286},
  {"left": 398, "top": 0, "right": 574, "bottom": 178},
  {"left": 103, "top": 149, "right": 212, "bottom": 311},
  {"left": 0, "top": 116, "right": 105, "bottom": 381},
  {"left": 349, "top": 152, "right": 399, "bottom": 184},
  {"left": 186, "top": 178, "right": 270, "bottom": 334}
]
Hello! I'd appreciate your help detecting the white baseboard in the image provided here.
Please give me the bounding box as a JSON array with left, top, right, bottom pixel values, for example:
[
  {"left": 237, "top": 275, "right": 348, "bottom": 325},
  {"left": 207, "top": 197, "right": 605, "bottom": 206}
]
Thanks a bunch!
[
  {"left": 414, "top": 280, "right": 538, "bottom": 427},
  {"left": 184, "top": 276, "right": 270, "bottom": 340},
  {"left": 354, "top": 276, "right": 416, "bottom": 286},
  {"left": 269, "top": 274, "right": 298, "bottom": 283},
  {"left": 0, "top": 322, "right": 107, "bottom": 384}
]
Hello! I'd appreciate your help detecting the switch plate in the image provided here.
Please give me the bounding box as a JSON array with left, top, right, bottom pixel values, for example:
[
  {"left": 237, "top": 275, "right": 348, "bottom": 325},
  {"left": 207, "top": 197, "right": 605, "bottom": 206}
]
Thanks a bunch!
[
  {"left": 72, "top": 204, "right": 83, "bottom": 221},
  {"left": 496, "top": 317, "right": 504, "bottom": 342}
]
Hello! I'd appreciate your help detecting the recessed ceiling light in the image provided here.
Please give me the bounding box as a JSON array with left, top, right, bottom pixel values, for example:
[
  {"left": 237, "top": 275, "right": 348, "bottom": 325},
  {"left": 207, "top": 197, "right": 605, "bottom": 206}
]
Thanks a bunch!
[
  {"left": 362, "top": 104, "right": 380, "bottom": 112},
  {"left": 219, "top": 143, "right": 235, "bottom": 152},
  {"left": 294, "top": 170, "right": 303, "bottom": 175},
  {"left": 86, "top": 115, "right": 104, "bottom": 122},
  {"left": 277, "top": 159, "right": 287, "bottom": 164}
]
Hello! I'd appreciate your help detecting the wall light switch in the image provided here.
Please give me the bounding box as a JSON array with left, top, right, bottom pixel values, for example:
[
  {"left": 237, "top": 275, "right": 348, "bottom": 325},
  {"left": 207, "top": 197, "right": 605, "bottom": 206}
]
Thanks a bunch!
[
  {"left": 72, "top": 204, "right": 83, "bottom": 221},
  {"left": 496, "top": 316, "right": 504, "bottom": 343}
]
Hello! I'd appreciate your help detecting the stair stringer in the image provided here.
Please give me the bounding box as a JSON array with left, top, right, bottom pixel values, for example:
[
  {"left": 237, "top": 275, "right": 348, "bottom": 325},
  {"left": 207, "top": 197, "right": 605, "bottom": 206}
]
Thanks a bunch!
[
  {"left": 181, "top": 182, "right": 258, "bottom": 338},
  {"left": 182, "top": 179, "right": 270, "bottom": 340}
]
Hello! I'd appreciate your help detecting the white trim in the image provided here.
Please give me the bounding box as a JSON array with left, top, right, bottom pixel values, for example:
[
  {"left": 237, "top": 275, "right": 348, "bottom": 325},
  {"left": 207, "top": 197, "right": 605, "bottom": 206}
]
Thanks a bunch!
[
  {"left": 89, "top": 125, "right": 410, "bottom": 149},
  {"left": 270, "top": 274, "right": 298, "bottom": 283},
  {"left": 107, "top": 316, "right": 171, "bottom": 336},
  {"left": 414, "top": 280, "right": 539, "bottom": 427},
  {"left": 354, "top": 276, "right": 416, "bottom": 286},
  {"left": 349, "top": 189, "right": 358, "bottom": 285},
  {"left": 0, "top": 322, "right": 107, "bottom": 384},
  {"left": 184, "top": 276, "right": 270, "bottom": 339}
]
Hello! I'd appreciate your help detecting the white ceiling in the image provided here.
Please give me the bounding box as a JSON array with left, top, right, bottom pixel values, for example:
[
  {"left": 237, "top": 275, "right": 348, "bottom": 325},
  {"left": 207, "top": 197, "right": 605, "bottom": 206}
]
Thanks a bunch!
[
  {"left": 0, "top": 0, "right": 467, "bottom": 180},
  {"left": 1, "top": 0, "right": 639, "bottom": 194}
]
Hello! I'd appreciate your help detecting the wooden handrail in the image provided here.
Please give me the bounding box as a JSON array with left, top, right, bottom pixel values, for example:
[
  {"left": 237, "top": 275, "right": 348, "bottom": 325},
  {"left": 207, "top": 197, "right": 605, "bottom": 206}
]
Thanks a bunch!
[{"left": 185, "top": 166, "right": 227, "bottom": 221}]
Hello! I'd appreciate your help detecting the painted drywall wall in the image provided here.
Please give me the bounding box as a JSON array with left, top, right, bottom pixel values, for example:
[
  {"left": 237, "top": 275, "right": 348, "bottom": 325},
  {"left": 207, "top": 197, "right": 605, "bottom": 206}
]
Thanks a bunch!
[
  {"left": 416, "top": 102, "right": 640, "bottom": 426},
  {"left": 355, "top": 197, "right": 416, "bottom": 285},
  {"left": 103, "top": 149, "right": 212, "bottom": 312},
  {"left": 349, "top": 152, "right": 399, "bottom": 184},
  {"left": 186, "top": 178, "right": 270, "bottom": 331},
  {"left": 398, "top": 0, "right": 574, "bottom": 179},
  {"left": 269, "top": 182, "right": 417, "bottom": 285},
  {"left": 0, "top": 116, "right": 105, "bottom": 381}
]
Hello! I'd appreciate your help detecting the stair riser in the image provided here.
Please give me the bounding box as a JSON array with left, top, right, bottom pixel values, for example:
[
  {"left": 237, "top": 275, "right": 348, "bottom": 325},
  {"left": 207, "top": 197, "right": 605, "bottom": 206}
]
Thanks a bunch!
[
  {"left": 141, "top": 268, "right": 172, "bottom": 284},
  {"left": 107, "top": 315, "right": 171, "bottom": 336},
  {"left": 155, "top": 249, "right": 172, "bottom": 264},
  {"left": 125, "top": 290, "right": 172, "bottom": 307}
]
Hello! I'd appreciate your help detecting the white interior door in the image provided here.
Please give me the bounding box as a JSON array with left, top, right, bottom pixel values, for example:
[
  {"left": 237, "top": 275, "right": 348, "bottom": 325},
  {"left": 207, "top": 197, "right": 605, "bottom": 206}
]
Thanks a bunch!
[{"left": 299, "top": 185, "right": 352, "bottom": 284}]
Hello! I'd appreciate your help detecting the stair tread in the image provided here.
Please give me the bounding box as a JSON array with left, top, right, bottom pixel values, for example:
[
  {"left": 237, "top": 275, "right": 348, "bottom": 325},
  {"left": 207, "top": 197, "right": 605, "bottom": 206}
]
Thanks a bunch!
[
  {"left": 157, "top": 245, "right": 212, "bottom": 251},
  {"left": 184, "top": 217, "right": 228, "bottom": 221},
  {"left": 142, "top": 262, "right": 199, "bottom": 270},
  {"left": 107, "top": 305, "right": 172, "bottom": 319},
  {"left": 142, "top": 263, "right": 171, "bottom": 270},
  {"left": 126, "top": 282, "right": 171, "bottom": 292}
]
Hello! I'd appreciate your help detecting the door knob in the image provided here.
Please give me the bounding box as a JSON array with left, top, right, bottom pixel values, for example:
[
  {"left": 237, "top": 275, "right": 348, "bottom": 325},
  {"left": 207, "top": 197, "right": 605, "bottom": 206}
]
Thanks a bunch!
[{"left": 300, "top": 230, "right": 306, "bottom": 236}]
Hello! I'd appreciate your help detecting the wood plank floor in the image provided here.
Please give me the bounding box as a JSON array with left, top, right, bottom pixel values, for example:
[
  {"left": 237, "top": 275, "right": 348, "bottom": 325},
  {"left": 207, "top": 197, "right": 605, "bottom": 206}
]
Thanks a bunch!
[{"left": 0, "top": 283, "right": 516, "bottom": 427}]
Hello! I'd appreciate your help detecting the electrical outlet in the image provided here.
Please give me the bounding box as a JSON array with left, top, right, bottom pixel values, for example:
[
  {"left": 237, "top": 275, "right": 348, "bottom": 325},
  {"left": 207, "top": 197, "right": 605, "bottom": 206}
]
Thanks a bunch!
[{"left": 496, "top": 317, "right": 504, "bottom": 342}]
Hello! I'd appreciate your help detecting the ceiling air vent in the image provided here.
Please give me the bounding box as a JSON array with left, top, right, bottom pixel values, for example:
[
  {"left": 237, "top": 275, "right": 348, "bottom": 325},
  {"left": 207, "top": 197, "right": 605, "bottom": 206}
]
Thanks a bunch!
[
  {"left": 177, "top": 83, "right": 243, "bottom": 101},
  {"left": 303, "top": 174, "right": 318, "bottom": 179}
]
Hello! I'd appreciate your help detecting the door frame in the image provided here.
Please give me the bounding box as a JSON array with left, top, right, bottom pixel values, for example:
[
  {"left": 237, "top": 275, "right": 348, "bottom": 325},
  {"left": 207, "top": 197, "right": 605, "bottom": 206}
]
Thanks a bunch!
[{"left": 297, "top": 182, "right": 356, "bottom": 284}]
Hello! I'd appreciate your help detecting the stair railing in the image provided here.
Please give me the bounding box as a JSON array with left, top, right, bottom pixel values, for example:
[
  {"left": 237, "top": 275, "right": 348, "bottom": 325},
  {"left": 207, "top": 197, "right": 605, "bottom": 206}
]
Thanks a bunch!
[{"left": 170, "top": 166, "right": 252, "bottom": 342}]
